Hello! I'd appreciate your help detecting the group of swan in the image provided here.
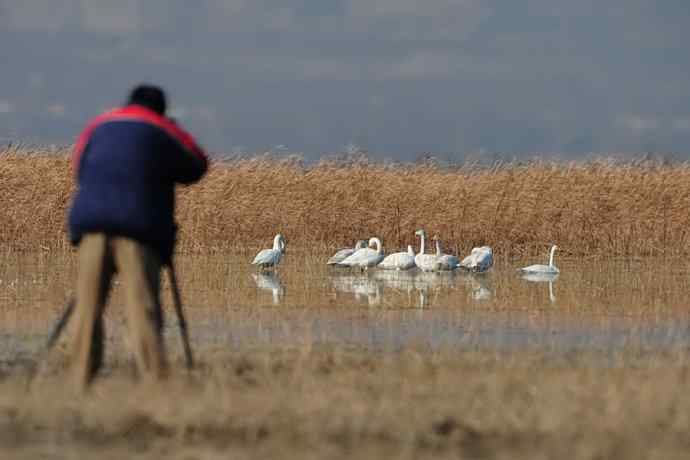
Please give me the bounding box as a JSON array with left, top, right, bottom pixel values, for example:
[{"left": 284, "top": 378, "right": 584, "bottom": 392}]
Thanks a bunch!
[
  {"left": 329, "top": 229, "right": 495, "bottom": 273},
  {"left": 326, "top": 240, "right": 367, "bottom": 265},
  {"left": 251, "top": 232, "right": 559, "bottom": 277},
  {"left": 339, "top": 237, "right": 386, "bottom": 269}
]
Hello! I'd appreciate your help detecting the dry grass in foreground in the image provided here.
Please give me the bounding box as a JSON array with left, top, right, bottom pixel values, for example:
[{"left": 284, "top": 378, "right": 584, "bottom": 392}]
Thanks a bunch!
[
  {"left": 3, "top": 146, "right": 690, "bottom": 258},
  {"left": 1, "top": 346, "right": 690, "bottom": 459}
]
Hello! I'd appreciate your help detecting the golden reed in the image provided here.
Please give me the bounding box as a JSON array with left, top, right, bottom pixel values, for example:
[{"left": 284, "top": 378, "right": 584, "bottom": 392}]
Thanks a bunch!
[{"left": 2, "top": 145, "right": 689, "bottom": 258}]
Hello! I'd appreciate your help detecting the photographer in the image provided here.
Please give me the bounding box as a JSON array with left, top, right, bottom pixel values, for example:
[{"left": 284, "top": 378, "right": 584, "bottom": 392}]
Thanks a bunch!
[{"left": 66, "top": 84, "right": 208, "bottom": 390}]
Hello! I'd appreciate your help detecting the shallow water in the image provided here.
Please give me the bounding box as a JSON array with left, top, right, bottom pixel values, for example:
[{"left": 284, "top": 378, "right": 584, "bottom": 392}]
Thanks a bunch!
[{"left": 1, "top": 251, "right": 690, "bottom": 362}]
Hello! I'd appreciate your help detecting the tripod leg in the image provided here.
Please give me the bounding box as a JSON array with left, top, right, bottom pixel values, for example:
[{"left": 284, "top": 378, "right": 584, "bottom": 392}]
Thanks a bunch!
[
  {"left": 167, "top": 264, "right": 194, "bottom": 369},
  {"left": 45, "top": 298, "right": 75, "bottom": 351}
]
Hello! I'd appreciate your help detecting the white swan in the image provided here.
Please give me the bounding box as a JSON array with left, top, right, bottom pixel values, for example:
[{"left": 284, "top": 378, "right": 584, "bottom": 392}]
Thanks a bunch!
[
  {"left": 379, "top": 245, "right": 416, "bottom": 270},
  {"left": 339, "top": 237, "right": 385, "bottom": 270},
  {"left": 251, "top": 234, "right": 286, "bottom": 269},
  {"left": 414, "top": 229, "right": 442, "bottom": 272},
  {"left": 327, "top": 240, "right": 367, "bottom": 265},
  {"left": 459, "top": 246, "right": 494, "bottom": 272},
  {"left": 521, "top": 272, "right": 559, "bottom": 283},
  {"left": 432, "top": 235, "right": 459, "bottom": 270},
  {"left": 519, "top": 245, "right": 559, "bottom": 274}
]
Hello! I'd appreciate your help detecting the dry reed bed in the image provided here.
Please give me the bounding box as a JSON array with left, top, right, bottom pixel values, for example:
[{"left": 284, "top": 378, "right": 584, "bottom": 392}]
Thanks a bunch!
[
  {"left": 3, "top": 146, "right": 690, "bottom": 257},
  {"left": 2, "top": 347, "right": 690, "bottom": 459}
]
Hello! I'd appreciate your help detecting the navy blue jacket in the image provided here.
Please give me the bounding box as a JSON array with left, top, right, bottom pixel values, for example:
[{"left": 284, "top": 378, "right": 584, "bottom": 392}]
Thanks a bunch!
[{"left": 68, "top": 105, "right": 208, "bottom": 263}]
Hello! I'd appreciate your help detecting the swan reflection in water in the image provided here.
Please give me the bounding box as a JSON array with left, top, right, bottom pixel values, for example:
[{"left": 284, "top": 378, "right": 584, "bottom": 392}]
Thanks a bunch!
[
  {"left": 329, "top": 269, "right": 493, "bottom": 308},
  {"left": 372, "top": 269, "right": 418, "bottom": 292},
  {"left": 521, "top": 272, "right": 559, "bottom": 303},
  {"left": 374, "top": 270, "right": 494, "bottom": 307},
  {"left": 331, "top": 270, "right": 435, "bottom": 307},
  {"left": 373, "top": 270, "right": 425, "bottom": 307},
  {"left": 460, "top": 273, "right": 493, "bottom": 301},
  {"left": 330, "top": 273, "right": 384, "bottom": 306},
  {"left": 251, "top": 272, "right": 286, "bottom": 305},
  {"left": 374, "top": 270, "right": 461, "bottom": 308}
]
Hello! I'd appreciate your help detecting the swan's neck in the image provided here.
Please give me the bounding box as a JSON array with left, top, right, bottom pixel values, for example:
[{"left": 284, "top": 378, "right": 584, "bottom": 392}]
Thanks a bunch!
[
  {"left": 407, "top": 245, "right": 414, "bottom": 256},
  {"left": 434, "top": 239, "right": 442, "bottom": 256},
  {"left": 419, "top": 234, "right": 426, "bottom": 255},
  {"left": 370, "top": 238, "right": 382, "bottom": 254},
  {"left": 273, "top": 235, "right": 283, "bottom": 251},
  {"left": 548, "top": 246, "right": 557, "bottom": 267}
]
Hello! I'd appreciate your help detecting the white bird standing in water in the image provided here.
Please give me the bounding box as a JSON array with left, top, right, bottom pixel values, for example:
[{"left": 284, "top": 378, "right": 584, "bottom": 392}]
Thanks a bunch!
[
  {"left": 339, "top": 237, "right": 385, "bottom": 270},
  {"left": 251, "top": 234, "right": 286, "bottom": 270},
  {"left": 414, "top": 229, "right": 442, "bottom": 272},
  {"left": 459, "top": 246, "right": 494, "bottom": 273},
  {"left": 327, "top": 240, "right": 368, "bottom": 265},
  {"left": 432, "top": 235, "right": 459, "bottom": 270},
  {"left": 379, "top": 245, "right": 416, "bottom": 270},
  {"left": 520, "top": 245, "right": 559, "bottom": 274}
]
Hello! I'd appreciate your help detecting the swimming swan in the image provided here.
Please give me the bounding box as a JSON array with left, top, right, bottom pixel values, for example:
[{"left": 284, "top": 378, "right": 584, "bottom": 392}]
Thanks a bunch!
[
  {"left": 327, "top": 240, "right": 368, "bottom": 265},
  {"left": 379, "top": 245, "right": 416, "bottom": 270},
  {"left": 519, "top": 245, "right": 559, "bottom": 274},
  {"left": 414, "top": 229, "right": 442, "bottom": 272},
  {"left": 339, "top": 237, "right": 385, "bottom": 269},
  {"left": 459, "top": 246, "right": 494, "bottom": 273},
  {"left": 251, "top": 234, "right": 286, "bottom": 269},
  {"left": 432, "top": 235, "right": 459, "bottom": 270}
]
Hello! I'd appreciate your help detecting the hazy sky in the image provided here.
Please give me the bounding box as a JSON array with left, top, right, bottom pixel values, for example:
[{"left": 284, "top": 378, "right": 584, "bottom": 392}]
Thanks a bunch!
[{"left": 1, "top": 0, "right": 688, "bottom": 160}]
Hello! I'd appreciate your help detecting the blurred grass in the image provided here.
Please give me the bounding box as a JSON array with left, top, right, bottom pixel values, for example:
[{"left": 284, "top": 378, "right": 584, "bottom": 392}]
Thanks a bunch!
[
  {"left": 3, "top": 146, "right": 690, "bottom": 258},
  {"left": 1, "top": 346, "right": 690, "bottom": 459}
]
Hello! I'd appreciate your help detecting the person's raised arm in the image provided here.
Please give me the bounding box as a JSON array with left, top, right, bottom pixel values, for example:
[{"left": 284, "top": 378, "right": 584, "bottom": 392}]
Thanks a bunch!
[{"left": 160, "top": 117, "right": 209, "bottom": 184}]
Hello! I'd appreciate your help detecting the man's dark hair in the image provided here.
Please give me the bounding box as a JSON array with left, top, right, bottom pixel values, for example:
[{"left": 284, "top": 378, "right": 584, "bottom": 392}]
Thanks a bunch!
[{"left": 128, "top": 84, "right": 167, "bottom": 115}]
